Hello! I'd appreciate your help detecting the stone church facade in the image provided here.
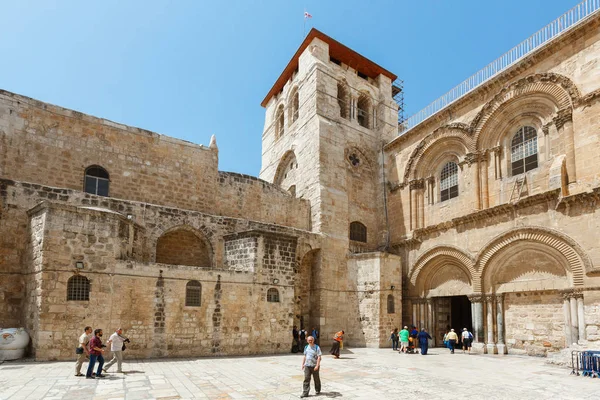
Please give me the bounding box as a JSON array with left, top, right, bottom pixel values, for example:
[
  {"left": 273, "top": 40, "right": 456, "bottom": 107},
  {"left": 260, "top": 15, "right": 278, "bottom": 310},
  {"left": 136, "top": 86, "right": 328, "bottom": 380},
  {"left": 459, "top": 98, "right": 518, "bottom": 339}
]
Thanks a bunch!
[{"left": 1, "top": 7, "right": 599, "bottom": 360}]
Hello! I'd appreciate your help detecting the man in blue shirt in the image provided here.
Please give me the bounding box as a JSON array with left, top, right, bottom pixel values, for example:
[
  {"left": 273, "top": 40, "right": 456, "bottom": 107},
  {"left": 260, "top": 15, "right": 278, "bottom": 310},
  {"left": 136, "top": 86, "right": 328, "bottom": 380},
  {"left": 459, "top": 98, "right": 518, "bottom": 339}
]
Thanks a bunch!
[{"left": 301, "top": 336, "right": 322, "bottom": 398}]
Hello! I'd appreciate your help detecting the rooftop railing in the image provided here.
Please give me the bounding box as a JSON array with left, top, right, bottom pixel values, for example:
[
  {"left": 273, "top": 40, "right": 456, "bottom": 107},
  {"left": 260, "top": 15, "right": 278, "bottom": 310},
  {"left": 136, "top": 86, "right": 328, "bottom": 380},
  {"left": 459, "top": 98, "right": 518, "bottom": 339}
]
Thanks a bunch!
[{"left": 400, "top": 0, "right": 600, "bottom": 134}]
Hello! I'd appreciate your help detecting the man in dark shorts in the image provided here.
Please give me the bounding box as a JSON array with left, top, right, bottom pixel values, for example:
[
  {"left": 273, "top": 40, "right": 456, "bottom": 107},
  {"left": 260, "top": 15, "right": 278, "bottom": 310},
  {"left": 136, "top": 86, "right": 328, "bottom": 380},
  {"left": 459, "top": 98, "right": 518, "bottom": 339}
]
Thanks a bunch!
[{"left": 461, "top": 328, "right": 473, "bottom": 354}]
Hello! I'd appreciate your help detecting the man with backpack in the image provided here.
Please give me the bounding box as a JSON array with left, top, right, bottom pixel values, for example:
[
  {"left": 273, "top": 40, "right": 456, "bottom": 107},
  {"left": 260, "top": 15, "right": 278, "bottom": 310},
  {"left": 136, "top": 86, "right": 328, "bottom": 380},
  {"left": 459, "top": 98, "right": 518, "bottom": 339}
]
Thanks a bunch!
[
  {"left": 299, "top": 328, "right": 307, "bottom": 351},
  {"left": 461, "top": 328, "right": 473, "bottom": 354}
]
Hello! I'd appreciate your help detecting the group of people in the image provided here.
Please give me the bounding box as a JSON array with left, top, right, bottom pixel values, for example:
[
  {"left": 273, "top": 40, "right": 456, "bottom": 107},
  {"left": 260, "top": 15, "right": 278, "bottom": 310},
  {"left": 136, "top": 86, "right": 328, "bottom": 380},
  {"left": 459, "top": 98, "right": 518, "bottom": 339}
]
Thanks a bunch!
[
  {"left": 390, "top": 326, "right": 432, "bottom": 355},
  {"left": 75, "top": 326, "right": 130, "bottom": 379},
  {"left": 443, "top": 328, "right": 473, "bottom": 354},
  {"left": 390, "top": 326, "right": 473, "bottom": 355},
  {"left": 291, "top": 326, "right": 320, "bottom": 353}
]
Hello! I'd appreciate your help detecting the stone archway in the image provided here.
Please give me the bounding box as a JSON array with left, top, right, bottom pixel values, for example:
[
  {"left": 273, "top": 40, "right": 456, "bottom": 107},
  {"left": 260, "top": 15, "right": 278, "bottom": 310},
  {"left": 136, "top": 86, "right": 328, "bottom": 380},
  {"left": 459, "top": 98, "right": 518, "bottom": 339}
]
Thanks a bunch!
[
  {"left": 476, "top": 227, "right": 589, "bottom": 355},
  {"left": 294, "top": 249, "right": 321, "bottom": 337}
]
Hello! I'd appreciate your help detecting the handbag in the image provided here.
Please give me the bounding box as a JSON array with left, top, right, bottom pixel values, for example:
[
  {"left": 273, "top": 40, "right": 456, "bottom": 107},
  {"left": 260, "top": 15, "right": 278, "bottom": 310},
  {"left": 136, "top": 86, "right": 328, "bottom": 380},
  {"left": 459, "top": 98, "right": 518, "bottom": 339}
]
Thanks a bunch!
[
  {"left": 76, "top": 347, "right": 84, "bottom": 354},
  {"left": 122, "top": 343, "right": 126, "bottom": 351}
]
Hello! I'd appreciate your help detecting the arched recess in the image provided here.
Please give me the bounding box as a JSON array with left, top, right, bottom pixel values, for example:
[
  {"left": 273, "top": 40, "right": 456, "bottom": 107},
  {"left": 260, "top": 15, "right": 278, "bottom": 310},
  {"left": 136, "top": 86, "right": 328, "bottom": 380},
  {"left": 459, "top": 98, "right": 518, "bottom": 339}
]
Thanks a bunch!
[
  {"left": 294, "top": 248, "right": 321, "bottom": 330},
  {"left": 476, "top": 227, "right": 590, "bottom": 292},
  {"left": 409, "top": 246, "right": 476, "bottom": 297},
  {"left": 472, "top": 73, "right": 580, "bottom": 149},
  {"left": 273, "top": 150, "right": 298, "bottom": 191},
  {"left": 403, "top": 124, "right": 472, "bottom": 183},
  {"left": 155, "top": 225, "right": 212, "bottom": 267}
]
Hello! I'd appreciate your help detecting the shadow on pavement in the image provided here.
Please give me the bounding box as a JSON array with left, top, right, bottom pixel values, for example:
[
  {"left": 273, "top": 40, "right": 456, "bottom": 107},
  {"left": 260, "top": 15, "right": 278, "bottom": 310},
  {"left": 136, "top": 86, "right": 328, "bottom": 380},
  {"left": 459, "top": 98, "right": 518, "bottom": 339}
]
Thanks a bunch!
[{"left": 321, "top": 391, "right": 343, "bottom": 398}]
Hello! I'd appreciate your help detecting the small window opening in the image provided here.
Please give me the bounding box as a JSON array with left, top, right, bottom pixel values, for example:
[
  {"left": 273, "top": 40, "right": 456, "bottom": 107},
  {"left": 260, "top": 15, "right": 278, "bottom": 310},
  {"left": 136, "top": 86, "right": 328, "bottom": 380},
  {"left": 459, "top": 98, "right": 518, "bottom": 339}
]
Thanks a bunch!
[
  {"left": 349, "top": 153, "right": 360, "bottom": 167},
  {"left": 275, "top": 104, "right": 285, "bottom": 138},
  {"left": 357, "top": 94, "right": 371, "bottom": 128},
  {"left": 357, "top": 71, "right": 368, "bottom": 80},
  {"left": 349, "top": 221, "right": 367, "bottom": 243},
  {"left": 185, "top": 280, "right": 202, "bottom": 307},
  {"left": 330, "top": 57, "right": 341, "bottom": 66},
  {"left": 67, "top": 275, "right": 90, "bottom": 301},
  {"left": 337, "top": 83, "right": 349, "bottom": 120},
  {"left": 267, "top": 288, "right": 280, "bottom": 302},
  {"left": 84, "top": 166, "right": 110, "bottom": 197}
]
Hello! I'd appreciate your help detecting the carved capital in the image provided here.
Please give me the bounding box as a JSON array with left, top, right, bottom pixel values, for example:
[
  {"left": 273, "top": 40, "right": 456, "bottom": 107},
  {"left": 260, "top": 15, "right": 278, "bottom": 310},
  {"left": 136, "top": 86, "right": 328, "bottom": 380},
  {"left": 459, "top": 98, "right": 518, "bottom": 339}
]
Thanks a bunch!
[
  {"left": 553, "top": 108, "right": 573, "bottom": 130},
  {"left": 463, "top": 152, "right": 486, "bottom": 165},
  {"left": 467, "top": 293, "right": 484, "bottom": 303},
  {"left": 490, "top": 145, "right": 501, "bottom": 155},
  {"left": 495, "top": 293, "right": 504, "bottom": 303},
  {"left": 542, "top": 122, "right": 552, "bottom": 136},
  {"left": 409, "top": 179, "right": 425, "bottom": 190},
  {"left": 426, "top": 176, "right": 435, "bottom": 184}
]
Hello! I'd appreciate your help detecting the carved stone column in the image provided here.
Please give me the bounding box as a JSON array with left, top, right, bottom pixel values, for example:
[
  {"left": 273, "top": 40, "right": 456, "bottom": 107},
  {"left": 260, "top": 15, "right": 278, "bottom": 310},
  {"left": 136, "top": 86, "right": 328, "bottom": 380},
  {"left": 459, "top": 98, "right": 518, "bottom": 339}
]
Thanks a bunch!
[
  {"left": 481, "top": 152, "right": 489, "bottom": 209},
  {"left": 569, "top": 295, "right": 579, "bottom": 344},
  {"left": 465, "top": 153, "right": 481, "bottom": 210},
  {"left": 412, "top": 301, "right": 418, "bottom": 328},
  {"left": 427, "top": 299, "right": 434, "bottom": 346},
  {"left": 419, "top": 300, "right": 426, "bottom": 331},
  {"left": 468, "top": 294, "right": 485, "bottom": 353},
  {"left": 409, "top": 179, "right": 424, "bottom": 230},
  {"left": 562, "top": 292, "right": 573, "bottom": 347},
  {"left": 496, "top": 294, "right": 506, "bottom": 355},
  {"left": 576, "top": 293, "right": 586, "bottom": 342},
  {"left": 554, "top": 108, "right": 576, "bottom": 183},
  {"left": 486, "top": 295, "right": 496, "bottom": 354},
  {"left": 491, "top": 146, "right": 502, "bottom": 180},
  {"left": 426, "top": 176, "right": 435, "bottom": 205}
]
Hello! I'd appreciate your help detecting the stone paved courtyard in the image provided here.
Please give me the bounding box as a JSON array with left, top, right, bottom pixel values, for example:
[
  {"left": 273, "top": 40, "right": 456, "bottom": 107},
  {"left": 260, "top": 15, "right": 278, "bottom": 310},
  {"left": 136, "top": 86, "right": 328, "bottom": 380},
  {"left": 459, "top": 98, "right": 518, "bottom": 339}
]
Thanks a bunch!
[{"left": 0, "top": 348, "right": 597, "bottom": 400}]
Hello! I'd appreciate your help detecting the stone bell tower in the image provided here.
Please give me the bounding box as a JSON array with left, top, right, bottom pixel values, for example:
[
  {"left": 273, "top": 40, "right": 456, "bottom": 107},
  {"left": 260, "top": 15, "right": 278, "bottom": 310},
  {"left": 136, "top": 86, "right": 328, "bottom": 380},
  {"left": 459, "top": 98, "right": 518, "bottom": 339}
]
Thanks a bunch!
[{"left": 259, "top": 28, "right": 402, "bottom": 347}]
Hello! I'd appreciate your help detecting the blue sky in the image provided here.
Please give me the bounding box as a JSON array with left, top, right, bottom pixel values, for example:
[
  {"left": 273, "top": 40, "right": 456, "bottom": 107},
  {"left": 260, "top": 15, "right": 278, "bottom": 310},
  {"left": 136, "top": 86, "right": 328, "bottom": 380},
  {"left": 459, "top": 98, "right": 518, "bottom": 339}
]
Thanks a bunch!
[{"left": 0, "top": 0, "right": 579, "bottom": 176}]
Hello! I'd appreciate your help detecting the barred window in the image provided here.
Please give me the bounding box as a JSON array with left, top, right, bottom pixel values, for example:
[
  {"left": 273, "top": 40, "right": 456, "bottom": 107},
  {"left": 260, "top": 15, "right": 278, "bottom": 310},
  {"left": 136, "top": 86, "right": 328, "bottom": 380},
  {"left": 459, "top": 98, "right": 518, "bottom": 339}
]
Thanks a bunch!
[
  {"left": 67, "top": 275, "right": 90, "bottom": 301},
  {"left": 349, "top": 221, "right": 367, "bottom": 243},
  {"left": 387, "top": 294, "right": 395, "bottom": 314},
  {"left": 440, "top": 162, "right": 459, "bottom": 202},
  {"left": 267, "top": 288, "right": 280, "bottom": 303},
  {"left": 84, "top": 165, "right": 109, "bottom": 197},
  {"left": 185, "top": 280, "right": 202, "bottom": 307},
  {"left": 511, "top": 126, "right": 538, "bottom": 176}
]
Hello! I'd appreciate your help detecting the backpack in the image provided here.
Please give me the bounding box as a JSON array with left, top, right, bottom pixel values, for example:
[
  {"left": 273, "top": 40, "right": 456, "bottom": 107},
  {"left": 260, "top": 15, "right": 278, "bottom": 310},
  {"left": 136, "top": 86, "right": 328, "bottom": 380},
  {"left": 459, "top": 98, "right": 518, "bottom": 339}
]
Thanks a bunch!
[{"left": 468, "top": 331, "right": 473, "bottom": 340}]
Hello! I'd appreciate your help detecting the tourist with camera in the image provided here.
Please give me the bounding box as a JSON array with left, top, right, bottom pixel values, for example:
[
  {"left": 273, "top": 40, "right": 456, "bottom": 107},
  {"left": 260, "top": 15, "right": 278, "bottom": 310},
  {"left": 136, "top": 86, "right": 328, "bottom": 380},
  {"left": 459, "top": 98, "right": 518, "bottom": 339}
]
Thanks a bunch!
[{"left": 103, "top": 328, "right": 130, "bottom": 374}]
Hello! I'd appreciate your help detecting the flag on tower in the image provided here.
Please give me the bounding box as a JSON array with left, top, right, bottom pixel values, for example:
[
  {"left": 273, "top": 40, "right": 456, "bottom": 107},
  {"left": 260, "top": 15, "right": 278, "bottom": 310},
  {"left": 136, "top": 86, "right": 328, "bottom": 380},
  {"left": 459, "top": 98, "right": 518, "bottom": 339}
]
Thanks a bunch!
[{"left": 304, "top": 11, "right": 312, "bottom": 19}]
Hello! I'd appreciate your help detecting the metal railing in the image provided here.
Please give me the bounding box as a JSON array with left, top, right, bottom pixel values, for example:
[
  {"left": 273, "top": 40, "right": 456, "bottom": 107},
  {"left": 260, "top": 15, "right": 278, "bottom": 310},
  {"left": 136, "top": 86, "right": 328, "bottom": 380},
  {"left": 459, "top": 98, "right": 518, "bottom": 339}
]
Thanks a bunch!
[{"left": 400, "top": 0, "right": 600, "bottom": 134}]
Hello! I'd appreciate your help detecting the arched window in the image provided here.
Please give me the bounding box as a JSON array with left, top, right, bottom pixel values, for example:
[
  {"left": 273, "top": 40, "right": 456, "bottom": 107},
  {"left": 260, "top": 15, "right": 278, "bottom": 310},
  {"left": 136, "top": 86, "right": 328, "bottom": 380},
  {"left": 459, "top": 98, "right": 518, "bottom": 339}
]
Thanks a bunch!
[
  {"left": 357, "top": 94, "right": 371, "bottom": 128},
  {"left": 84, "top": 165, "right": 109, "bottom": 197},
  {"left": 387, "top": 294, "right": 395, "bottom": 314},
  {"left": 267, "top": 288, "right": 280, "bottom": 302},
  {"left": 289, "top": 88, "right": 299, "bottom": 124},
  {"left": 349, "top": 221, "right": 367, "bottom": 243},
  {"left": 275, "top": 104, "right": 285, "bottom": 138},
  {"left": 440, "top": 162, "right": 459, "bottom": 201},
  {"left": 185, "top": 280, "right": 202, "bottom": 307},
  {"left": 67, "top": 275, "right": 90, "bottom": 301},
  {"left": 337, "top": 82, "right": 349, "bottom": 119},
  {"left": 511, "top": 126, "right": 538, "bottom": 176}
]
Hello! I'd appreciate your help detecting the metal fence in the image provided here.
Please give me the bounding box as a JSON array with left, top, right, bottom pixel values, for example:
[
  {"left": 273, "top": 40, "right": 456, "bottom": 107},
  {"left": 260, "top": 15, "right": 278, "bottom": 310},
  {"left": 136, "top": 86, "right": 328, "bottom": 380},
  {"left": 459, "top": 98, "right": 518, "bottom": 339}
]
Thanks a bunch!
[{"left": 400, "top": 0, "right": 600, "bottom": 134}]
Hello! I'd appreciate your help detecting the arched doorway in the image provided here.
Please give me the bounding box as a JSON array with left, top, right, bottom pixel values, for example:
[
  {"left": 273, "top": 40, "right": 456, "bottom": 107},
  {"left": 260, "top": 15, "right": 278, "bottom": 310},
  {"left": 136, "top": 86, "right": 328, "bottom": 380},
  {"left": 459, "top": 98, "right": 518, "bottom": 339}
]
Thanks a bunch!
[
  {"left": 294, "top": 249, "right": 321, "bottom": 338},
  {"left": 409, "top": 247, "right": 475, "bottom": 346}
]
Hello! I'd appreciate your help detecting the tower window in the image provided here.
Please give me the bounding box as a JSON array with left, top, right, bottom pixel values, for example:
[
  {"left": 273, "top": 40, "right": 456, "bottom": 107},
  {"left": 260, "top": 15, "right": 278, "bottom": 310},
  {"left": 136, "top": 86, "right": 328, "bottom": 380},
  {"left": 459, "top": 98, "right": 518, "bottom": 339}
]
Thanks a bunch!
[
  {"left": 185, "top": 280, "right": 202, "bottom": 307},
  {"left": 440, "top": 162, "right": 459, "bottom": 202},
  {"left": 511, "top": 126, "right": 538, "bottom": 176},
  {"left": 84, "top": 166, "right": 109, "bottom": 197},
  {"left": 349, "top": 221, "right": 367, "bottom": 243},
  {"left": 337, "top": 82, "right": 349, "bottom": 120},
  {"left": 357, "top": 71, "right": 368, "bottom": 80},
  {"left": 275, "top": 104, "right": 285, "bottom": 138},
  {"left": 330, "top": 57, "right": 341, "bottom": 65},
  {"left": 289, "top": 88, "right": 299, "bottom": 124},
  {"left": 357, "top": 94, "right": 371, "bottom": 129}
]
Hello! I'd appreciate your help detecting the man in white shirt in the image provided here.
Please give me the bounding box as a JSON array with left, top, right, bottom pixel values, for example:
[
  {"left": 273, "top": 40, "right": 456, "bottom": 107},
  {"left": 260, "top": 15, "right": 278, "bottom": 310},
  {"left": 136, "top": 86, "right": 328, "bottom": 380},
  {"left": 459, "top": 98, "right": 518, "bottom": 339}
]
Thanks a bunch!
[
  {"left": 75, "top": 326, "right": 92, "bottom": 376},
  {"left": 103, "top": 328, "right": 127, "bottom": 373}
]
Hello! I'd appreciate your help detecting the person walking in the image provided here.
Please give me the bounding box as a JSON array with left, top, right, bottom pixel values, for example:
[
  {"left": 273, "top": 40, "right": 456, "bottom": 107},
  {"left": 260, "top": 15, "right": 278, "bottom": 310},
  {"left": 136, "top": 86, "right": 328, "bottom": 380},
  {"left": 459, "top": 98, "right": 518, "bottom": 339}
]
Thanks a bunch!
[
  {"left": 399, "top": 326, "right": 410, "bottom": 353},
  {"left": 330, "top": 330, "right": 344, "bottom": 359},
  {"left": 461, "top": 328, "right": 473, "bottom": 354},
  {"left": 292, "top": 325, "right": 299, "bottom": 353},
  {"left": 85, "top": 329, "right": 106, "bottom": 379},
  {"left": 390, "top": 328, "right": 399, "bottom": 351},
  {"left": 311, "top": 327, "right": 320, "bottom": 345},
  {"left": 418, "top": 328, "right": 432, "bottom": 355},
  {"left": 75, "top": 326, "right": 92, "bottom": 377},
  {"left": 446, "top": 328, "right": 459, "bottom": 354},
  {"left": 103, "top": 328, "right": 129, "bottom": 373},
  {"left": 299, "top": 328, "right": 307, "bottom": 351},
  {"left": 300, "top": 336, "right": 322, "bottom": 398}
]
